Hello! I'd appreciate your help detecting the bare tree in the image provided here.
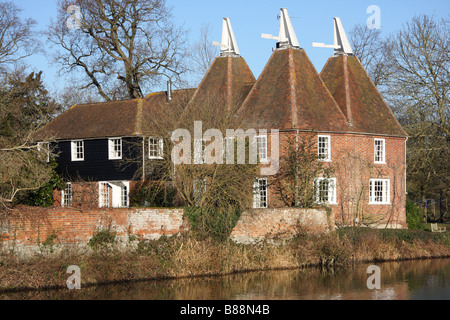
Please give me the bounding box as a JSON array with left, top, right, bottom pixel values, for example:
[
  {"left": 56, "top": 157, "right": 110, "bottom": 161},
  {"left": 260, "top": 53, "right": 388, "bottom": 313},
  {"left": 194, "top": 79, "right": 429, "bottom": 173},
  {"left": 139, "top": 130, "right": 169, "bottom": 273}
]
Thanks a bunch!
[
  {"left": 351, "top": 15, "right": 449, "bottom": 210},
  {"left": 47, "top": 0, "right": 188, "bottom": 101},
  {"left": 349, "top": 23, "right": 390, "bottom": 86},
  {"left": 0, "top": 2, "right": 37, "bottom": 72},
  {"left": 187, "top": 23, "right": 218, "bottom": 84},
  {"left": 384, "top": 15, "right": 449, "bottom": 205},
  {"left": 128, "top": 90, "right": 258, "bottom": 210},
  {"left": 272, "top": 132, "right": 334, "bottom": 208}
]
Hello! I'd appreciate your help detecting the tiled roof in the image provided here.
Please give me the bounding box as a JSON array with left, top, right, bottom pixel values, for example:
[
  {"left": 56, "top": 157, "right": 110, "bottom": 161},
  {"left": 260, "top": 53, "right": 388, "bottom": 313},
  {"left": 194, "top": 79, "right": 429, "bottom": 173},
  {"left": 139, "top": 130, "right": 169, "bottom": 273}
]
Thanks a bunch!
[
  {"left": 236, "top": 47, "right": 350, "bottom": 132},
  {"left": 141, "top": 88, "right": 196, "bottom": 136},
  {"left": 320, "top": 55, "right": 407, "bottom": 137},
  {"left": 33, "top": 99, "right": 140, "bottom": 141},
  {"left": 34, "top": 49, "right": 406, "bottom": 142},
  {"left": 182, "top": 55, "right": 255, "bottom": 118},
  {"left": 33, "top": 89, "right": 195, "bottom": 141}
]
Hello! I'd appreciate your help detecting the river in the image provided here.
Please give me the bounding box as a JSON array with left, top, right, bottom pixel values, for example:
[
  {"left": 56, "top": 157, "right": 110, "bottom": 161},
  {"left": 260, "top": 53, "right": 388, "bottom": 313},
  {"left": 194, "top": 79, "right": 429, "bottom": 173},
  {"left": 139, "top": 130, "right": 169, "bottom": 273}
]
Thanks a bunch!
[{"left": 1, "top": 258, "right": 449, "bottom": 300}]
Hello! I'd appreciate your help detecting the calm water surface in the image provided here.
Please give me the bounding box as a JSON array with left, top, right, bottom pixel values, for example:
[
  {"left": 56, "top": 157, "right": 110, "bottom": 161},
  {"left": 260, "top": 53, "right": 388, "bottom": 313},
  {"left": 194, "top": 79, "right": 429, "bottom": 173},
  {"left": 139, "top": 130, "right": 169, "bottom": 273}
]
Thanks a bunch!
[{"left": 2, "top": 258, "right": 450, "bottom": 300}]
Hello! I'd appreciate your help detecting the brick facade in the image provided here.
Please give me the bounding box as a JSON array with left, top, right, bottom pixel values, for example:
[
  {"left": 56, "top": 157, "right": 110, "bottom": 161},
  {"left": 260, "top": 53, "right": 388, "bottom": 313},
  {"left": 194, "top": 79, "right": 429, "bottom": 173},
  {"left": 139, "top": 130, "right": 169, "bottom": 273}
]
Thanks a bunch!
[{"left": 262, "top": 131, "right": 407, "bottom": 228}]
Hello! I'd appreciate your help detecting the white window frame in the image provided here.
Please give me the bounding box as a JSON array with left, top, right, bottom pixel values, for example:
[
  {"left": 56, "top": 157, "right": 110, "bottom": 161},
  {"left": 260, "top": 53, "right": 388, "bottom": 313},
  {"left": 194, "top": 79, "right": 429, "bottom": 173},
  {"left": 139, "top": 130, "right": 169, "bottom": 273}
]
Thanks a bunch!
[
  {"left": 71, "top": 140, "right": 84, "bottom": 161},
  {"left": 108, "top": 138, "right": 122, "bottom": 160},
  {"left": 148, "top": 137, "right": 164, "bottom": 159},
  {"left": 253, "top": 178, "right": 268, "bottom": 208},
  {"left": 254, "top": 135, "right": 268, "bottom": 163},
  {"left": 369, "top": 179, "right": 390, "bottom": 204},
  {"left": 318, "top": 135, "right": 331, "bottom": 162},
  {"left": 314, "top": 177, "right": 337, "bottom": 205},
  {"left": 374, "top": 138, "right": 386, "bottom": 164},
  {"left": 99, "top": 182, "right": 111, "bottom": 208},
  {"left": 61, "top": 182, "right": 72, "bottom": 207},
  {"left": 120, "top": 182, "right": 129, "bottom": 208}
]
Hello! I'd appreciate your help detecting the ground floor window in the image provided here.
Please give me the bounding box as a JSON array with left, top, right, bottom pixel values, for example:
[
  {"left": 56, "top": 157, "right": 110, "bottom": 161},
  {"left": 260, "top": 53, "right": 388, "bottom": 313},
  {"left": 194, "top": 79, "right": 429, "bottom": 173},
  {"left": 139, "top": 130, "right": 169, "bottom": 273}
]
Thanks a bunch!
[
  {"left": 99, "top": 182, "right": 111, "bottom": 208},
  {"left": 98, "top": 181, "right": 130, "bottom": 208},
  {"left": 61, "top": 182, "right": 72, "bottom": 207},
  {"left": 369, "top": 179, "right": 390, "bottom": 204},
  {"left": 253, "top": 178, "right": 268, "bottom": 208},
  {"left": 314, "top": 177, "right": 337, "bottom": 204},
  {"left": 121, "top": 183, "right": 128, "bottom": 208}
]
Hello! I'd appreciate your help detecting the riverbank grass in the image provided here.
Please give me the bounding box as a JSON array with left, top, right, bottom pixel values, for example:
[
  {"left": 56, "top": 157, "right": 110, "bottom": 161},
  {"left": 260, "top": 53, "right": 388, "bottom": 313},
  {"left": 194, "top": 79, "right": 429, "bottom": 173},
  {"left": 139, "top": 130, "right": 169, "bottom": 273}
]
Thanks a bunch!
[{"left": 1, "top": 226, "right": 449, "bottom": 293}]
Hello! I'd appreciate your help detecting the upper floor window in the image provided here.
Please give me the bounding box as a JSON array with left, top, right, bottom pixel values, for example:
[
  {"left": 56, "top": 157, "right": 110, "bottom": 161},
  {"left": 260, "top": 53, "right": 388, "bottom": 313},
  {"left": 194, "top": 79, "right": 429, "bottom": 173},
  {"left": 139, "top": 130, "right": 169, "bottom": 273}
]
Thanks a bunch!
[
  {"left": 369, "top": 179, "right": 390, "bottom": 204},
  {"left": 314, "top": 177, "right": 337, "bottom": 204},
  {"left": 108, "top": 138, "right": 122, "bottom": 160},
  {"left": 318, "top": 135, "right": 331, "bottom": 161},
  {"left": 148, "top": 137, "right": 164, "bottom": 159},
  {"left": 253, "top": 178, "right": 268, "bottom": 208},
  {"left": 255, "top": 135, "right": 268, "bottom": 163},
  {"left": 71, "top": 140, "right": 84, "bottom": 161},
  {"left": 374, "top": 138, "right": 386, "bottom": 163}
]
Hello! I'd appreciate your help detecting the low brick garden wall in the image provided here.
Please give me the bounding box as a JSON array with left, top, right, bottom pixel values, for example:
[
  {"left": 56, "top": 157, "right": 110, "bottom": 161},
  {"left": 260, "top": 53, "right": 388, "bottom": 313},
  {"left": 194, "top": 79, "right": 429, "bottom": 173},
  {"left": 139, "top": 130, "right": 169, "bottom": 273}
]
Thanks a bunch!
[
  {"left": 0, "top": 206, "right": 186, "bottom": 255},
  {"left": 0, "top": 206, "right": 333, "bottom": 254},
  {"left": 230, "top": 208, "right": 333, "bottom": 244}
]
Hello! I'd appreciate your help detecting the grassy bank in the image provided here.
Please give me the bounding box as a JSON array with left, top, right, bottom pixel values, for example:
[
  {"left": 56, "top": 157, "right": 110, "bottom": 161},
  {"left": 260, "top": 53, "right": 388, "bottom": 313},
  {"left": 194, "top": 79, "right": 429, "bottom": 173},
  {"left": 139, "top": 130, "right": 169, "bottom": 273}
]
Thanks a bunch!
[{"left": 0, "top": 227, "right": 449, "bottom": 293}]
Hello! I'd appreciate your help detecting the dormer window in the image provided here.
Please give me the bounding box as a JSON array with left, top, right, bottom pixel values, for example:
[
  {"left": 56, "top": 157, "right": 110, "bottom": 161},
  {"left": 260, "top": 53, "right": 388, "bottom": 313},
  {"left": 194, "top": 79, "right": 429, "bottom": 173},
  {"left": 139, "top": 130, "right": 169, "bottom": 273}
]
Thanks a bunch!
[
  {"left": 318, "top": 135, "right": 331, "bottom": 161},
  {"left": 108, "top": 138, "right": 122, "bottom": 160},
  {"left": 71, "top": 140, "right": 84, "bottom": 161},
  {"left": 374, "top": 138, "right": 385, "bottom": 163}
]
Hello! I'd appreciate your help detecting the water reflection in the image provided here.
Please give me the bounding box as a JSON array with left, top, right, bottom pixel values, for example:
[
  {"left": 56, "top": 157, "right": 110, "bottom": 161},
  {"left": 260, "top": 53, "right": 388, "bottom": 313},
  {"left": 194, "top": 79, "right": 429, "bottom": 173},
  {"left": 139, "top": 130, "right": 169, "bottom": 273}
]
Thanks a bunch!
[{"left": 1, "top": 258, "right": 449, "bottom": 300}]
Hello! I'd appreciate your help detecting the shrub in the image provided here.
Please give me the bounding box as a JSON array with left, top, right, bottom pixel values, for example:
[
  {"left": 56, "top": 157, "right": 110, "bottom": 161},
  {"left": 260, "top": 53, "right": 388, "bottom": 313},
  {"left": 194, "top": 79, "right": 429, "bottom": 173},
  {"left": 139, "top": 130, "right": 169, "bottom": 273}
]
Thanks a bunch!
[
  {"left": 184, "top": 206, "right": 242, "bottom": 242},
  {"left": 19, "top": 160, "right": 65, "bottom": 207},
  {"left": 129, "top": 181, "right": 176, "bottom": 207},
  {"left": 88, "top": 226, "right": 117, "bottom": 250},
  {"left": 337, "top": 227, "right": 449, "bottom": 245},
  {"left": 406, "top": 199, "right": 424, "bottom": 230},
  {"left": 41, "top": 232, "right": 58, "bottom": 253}
]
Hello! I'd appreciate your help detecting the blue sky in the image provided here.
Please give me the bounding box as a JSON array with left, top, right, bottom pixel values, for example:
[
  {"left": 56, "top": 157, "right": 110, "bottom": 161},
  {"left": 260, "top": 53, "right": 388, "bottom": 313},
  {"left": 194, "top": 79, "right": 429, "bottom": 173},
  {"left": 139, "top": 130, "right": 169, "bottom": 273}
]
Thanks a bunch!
[{"left": 12, "top": 0, "right": 450, "bottom": 94}]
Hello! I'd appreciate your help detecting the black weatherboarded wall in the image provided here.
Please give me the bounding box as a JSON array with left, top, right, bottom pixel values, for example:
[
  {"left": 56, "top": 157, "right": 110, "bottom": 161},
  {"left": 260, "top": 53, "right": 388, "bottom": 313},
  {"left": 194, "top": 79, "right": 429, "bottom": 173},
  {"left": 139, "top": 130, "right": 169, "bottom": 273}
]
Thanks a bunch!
[{"left": 53, "top": 137, "right": 141, "bottom": 182}]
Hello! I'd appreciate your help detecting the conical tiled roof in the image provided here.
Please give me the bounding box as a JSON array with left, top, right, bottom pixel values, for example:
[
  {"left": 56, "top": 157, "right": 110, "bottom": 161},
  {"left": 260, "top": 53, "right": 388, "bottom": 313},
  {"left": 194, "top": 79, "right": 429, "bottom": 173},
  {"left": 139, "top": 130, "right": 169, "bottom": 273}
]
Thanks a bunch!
[
  {"left": 236, "top": 47, "right": 350, "bottom": 132},
  {"left": 182, "top": 55, "right": 255, "bottom": 117},
  {"left": 320, "top": 55, "right": 407, "bottom": 136}
]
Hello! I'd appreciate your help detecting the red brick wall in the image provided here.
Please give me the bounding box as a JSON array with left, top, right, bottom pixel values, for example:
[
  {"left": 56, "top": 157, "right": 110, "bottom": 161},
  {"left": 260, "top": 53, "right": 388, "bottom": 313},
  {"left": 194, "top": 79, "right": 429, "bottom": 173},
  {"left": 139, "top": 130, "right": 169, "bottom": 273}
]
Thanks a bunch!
[
  {"left": 0, "top": 207, "right": 186, "bottom": 248},
  {"left": 264, "top": 131, "right": 407, "bottom": 228},
  {"left": 230, "top": 207, "right": 332, "bottom": 244}
]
